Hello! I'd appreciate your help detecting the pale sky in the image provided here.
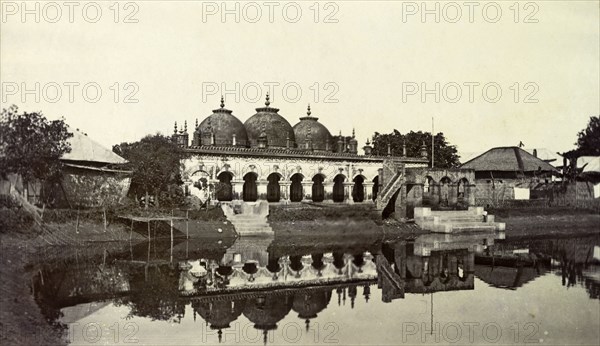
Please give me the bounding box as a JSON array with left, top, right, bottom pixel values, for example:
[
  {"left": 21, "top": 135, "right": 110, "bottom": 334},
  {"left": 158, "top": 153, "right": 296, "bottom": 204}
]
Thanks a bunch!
[{"left": 1, "top": 0, "right": 599, "bottom": 160}]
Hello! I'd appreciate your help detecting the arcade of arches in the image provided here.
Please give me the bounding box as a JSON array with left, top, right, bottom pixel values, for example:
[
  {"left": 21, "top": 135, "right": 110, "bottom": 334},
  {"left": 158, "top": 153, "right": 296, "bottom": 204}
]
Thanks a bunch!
[
  {"left": 183, "top": 156, "right": 476, "bottom": 221},
  {"left": 182, "top": 155, "right": 400, "bottom": 204},
  {"left": 210, "top": 170, "right": 375, "bottom": 203}
]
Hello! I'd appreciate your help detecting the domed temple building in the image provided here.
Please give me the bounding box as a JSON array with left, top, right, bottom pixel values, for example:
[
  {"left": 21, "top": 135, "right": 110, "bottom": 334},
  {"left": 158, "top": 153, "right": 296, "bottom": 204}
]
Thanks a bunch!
[{"left": 172, "top": 95, "right": 476, "bottom": 214}]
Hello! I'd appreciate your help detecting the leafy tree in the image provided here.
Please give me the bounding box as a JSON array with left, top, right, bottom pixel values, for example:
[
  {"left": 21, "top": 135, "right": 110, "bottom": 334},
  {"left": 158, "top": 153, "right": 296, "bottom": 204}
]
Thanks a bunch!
[
  {"left": 113, "top": 134, "right": 186, "bottom": 208},
  {"left": 575, "top": 116, "right": 600, "bottom": 155},
  {"left": 371, "top": 130, "right": 460, "bottom": 168},
  {"left": 0, "top": 105, "right": 72, "bottom": 184}
]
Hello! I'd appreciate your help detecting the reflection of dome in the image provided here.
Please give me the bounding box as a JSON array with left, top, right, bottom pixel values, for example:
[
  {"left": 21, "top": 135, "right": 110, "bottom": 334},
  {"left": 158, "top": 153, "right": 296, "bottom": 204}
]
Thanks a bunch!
[
  {"left": 197, "top": 97, "right": 248, "bottom": 146},
  {"left": 192, "top": 299, "right": 246, "bottom": 329},
  {"left": 243, "top": 294, "right": 293, "bottom": 330},
  {"left": 244, "top": 94, "right": 295, "bottom": 148},
  {"left": 293, "top": 105, "right": 332, "bottom": 151},
  {"left": 292, "top": 290, "right": 332, "bottom": 319}
]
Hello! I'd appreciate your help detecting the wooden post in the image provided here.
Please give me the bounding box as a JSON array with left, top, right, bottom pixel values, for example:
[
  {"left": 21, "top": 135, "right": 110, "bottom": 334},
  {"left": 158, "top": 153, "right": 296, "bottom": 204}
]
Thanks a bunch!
[
  {"left": 186, "top": 210, "right": 189, "bottom": 239},
  {"left": 170, "top": 219, "right": 174, "bottom": 263},
  {"left": 130, "top": 219, "right": 133, "bottom": 241},
  {"left": 146, "top": 232, "right": 151, "bottom": 278},
  {"left": 103, "top": 208, "right": 107, "bottom": 232},
  {"left": 75, "top": 209, "right": 80, "bottom": 234}
]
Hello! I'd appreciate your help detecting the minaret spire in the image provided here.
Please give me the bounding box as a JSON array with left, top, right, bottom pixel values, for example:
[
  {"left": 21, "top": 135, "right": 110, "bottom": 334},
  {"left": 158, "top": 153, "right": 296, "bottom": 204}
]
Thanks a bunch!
[
  {"left": 307, "top": 104, "right": 311, "bottom": 116},
  {"left": 265, "top": 92, "right": 270, "bottom": 106},
  {"left": 220, "top": 95, "right": 225, "bottom": 108},
  {"left": 174, "top": 121, "right": 177, "bottom": 134}
]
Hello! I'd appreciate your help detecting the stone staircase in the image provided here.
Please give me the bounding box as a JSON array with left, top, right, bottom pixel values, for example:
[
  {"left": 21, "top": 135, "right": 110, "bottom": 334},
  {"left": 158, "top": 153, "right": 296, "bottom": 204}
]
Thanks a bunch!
[
  {"left": 376, "top": 158, "right": 405, "bottom": 210},
  {"left": 221, "top": 201, "right": 273, "bottom": 236},
  {"left": 376, "top": 172, "right": 403, "bottom": 210},
  {"left": 414, "top": 207, "right": 505, "bottom": 233}
]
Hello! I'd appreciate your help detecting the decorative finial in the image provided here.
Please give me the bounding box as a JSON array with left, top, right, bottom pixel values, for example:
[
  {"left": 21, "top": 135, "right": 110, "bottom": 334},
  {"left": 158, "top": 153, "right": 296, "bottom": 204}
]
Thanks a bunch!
[
  {"left": 195, "top": 118, "right": 198, "bottom": 129},
  {"left": 265, "top": 92, "right": 270, "bottom": 106},
  {"left": 220, "top": 95, "right": 225, "bottom": 108},
  {"left": 307, "top": 104, "right": 311, "bottom": 116},
  {"left": 339, "top": 130, "right": 342, "bottom": 136},
  {"left": 184, "top": 120, "right": 187, "bottom": 132},
  {"left": 174, "top": 121, "right": 177, "bottom": 134},
  {"left": 366, "top": 138, "right": 370, "bottom": 145},
  {"left": 352, "top": 128, "right": 355, "bottom": 138}
]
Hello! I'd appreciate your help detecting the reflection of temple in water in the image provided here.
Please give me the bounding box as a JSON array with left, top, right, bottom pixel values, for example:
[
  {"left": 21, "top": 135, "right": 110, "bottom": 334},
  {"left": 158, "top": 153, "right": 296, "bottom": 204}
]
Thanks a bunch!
[
  {"left": 375, "top": 232, "right": 501, "bottom": 303},
  {"left": 31, "top": 231, "right": 600, "bottom": 339}
]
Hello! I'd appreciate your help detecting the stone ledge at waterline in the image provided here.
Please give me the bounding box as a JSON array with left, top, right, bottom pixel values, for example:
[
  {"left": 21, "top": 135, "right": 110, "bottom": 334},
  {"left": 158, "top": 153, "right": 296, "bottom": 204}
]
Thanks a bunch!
[
  {"left": 414, "top": 206, "right": 506, "bottom": 233},
  {"left": 221, "top": 201, "right": 273, "bottom": 236}
]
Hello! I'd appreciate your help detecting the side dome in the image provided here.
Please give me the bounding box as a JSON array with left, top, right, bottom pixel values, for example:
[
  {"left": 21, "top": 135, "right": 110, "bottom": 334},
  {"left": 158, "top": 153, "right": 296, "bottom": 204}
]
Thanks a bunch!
[
  {"left": 244, "top": 95, "right": 296, "bottom": 149},
  {"left": 293, "top": 105, "right": 332, "bottom": 151},
  {"left": 196, "top": 97, "right": 248, "bottom": 147}
]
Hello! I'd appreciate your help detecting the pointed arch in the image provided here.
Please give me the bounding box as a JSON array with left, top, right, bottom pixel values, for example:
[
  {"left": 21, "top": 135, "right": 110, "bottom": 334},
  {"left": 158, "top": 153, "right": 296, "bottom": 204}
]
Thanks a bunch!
[
  {"left": 372, "top": 176, "right": 379, "bottom": 201},
  {"left": 312, "top": 174, "right": 326, "bottom": 202},
  {"left": 352, "top": 175, "right": 365, "bottom": 202},
  {"left": 216, "top": 171, "right": 233, "bottom": 201},
  {"left": 243, "top": 172, "right": 258, "bottom": 202},
  {"left": 290, "top": 173, "right": 304, "bottom": 202},
  {"left": 266, "top": 173, "right": 281, "bottom": 202},
  {"left": 333, "top": 174, "right": 346, "bottom": 203}
]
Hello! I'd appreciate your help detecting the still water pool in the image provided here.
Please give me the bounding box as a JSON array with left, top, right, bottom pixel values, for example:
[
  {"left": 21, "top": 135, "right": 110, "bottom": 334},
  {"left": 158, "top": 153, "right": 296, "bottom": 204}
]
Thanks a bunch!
[{"left": 33, "top": 232, "right": 600, "bottom": 345}]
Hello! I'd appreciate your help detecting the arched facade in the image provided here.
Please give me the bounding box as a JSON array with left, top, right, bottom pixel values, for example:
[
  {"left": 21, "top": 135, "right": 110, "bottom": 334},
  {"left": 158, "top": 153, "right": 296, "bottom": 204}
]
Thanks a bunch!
[
  {"left": 181, "top": 155, "right": 384, "bottom": 204},
  {"left": 401, "top": 168, "right": 477, "bottom": 211},
  {"left": 175, "top": 95, "right": 436, "bottom": 209}
]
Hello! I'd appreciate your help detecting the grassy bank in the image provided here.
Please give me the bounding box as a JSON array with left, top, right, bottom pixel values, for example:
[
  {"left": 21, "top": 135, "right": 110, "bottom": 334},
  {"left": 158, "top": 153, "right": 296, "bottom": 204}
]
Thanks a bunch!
[{"left": 488, "top": 207, "right": 600, "bottom": 238}]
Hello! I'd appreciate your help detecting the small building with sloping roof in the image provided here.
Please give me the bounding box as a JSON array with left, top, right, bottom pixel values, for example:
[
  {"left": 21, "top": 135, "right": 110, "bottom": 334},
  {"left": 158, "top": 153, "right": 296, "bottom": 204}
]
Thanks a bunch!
[
  {"left": 1, "top": 128, "right": 131, "bottom": 208},
  {"left": 49, "top": 128, "right": 132, "bottom": 208},
  {"left": 460, "top": 146, "right": 558, "bottom": 203}
]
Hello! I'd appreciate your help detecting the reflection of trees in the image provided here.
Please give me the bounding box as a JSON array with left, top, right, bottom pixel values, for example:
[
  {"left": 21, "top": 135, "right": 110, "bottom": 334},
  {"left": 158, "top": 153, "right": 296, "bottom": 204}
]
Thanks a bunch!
[
  {"left": 557, "top": 253, "right": 600, "bottom": 299},
  {"left": 115, "top": 264, "right": 185, "bottom": 322},
  {"left": 484, "top": 235, "right": 600, "bottom": 298}
]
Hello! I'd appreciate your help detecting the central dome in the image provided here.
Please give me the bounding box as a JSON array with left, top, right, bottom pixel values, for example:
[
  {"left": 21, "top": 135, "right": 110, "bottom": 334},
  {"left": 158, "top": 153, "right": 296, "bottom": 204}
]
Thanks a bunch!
[
  {"left": 293, "top": 105, "right": 332, "bottom": 151},
  {"left": 244, "top": 95, "right": 296, "bottom": 148}
]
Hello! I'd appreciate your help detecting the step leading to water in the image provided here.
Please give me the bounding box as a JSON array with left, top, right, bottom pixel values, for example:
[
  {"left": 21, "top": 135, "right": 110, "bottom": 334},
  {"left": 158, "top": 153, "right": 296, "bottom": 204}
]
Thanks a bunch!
[
  {"left": 414, "top": 207, "right": 505, "bottom": 233},
  {"left": 221, "top": 201, "right": 274, "bottom": 236}
]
